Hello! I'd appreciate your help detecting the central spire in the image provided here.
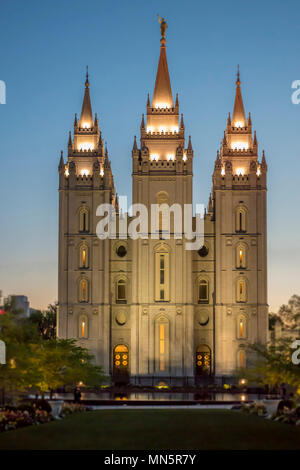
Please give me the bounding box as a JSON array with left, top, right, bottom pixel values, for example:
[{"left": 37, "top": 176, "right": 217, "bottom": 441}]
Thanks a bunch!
[
  {"left": 232, "top": 65, "right": 246, "bottom": 127},
  {"left": 152, "top": 17, "right": 173, "bottom": 109},
  {"left": 79, "top": 66, "right": 93, "bottom": 128}
]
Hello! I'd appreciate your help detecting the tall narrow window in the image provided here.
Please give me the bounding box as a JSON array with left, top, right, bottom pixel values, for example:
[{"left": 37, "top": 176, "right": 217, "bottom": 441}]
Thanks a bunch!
[
  {"left": 80, "top": 244, "right": 88, "bottom": 268},
  {"left": 79, "top": 207, "right": 89, "bottom": 232},
  {"left": 236, "top": 244, "right": 246, "bottom": 269},
  {"left": 155, "top": 317, "right": 169, "bottom": 373},
  {"left": 156, "top": 192, "right": 169, "bottom": 237},
  {"left": 236, "top": 207, "right": 246, "bottom": 232},
  {"left": 79, "top": 278, "right": 88, "bottom": 302},
  {"left": 237, "top": 349, "right": 246, "bottom": 368},
  {"left": 116, "top": 279, "right": 127, "bottom": 303},
  {"left": 236, "top": 278, "right": 247, "bottom": 303},
  {"left": 155, "top": 248, "right": 170, "bottom": 301},
  {"left": 198, "top": 279, "right": 209, "bottom": 303},
  {"left": 79, "top": 315, "right": 88, "bottom": 338},
  {"left": 237, "top": 315, "right": 247, "bottom": 339},
  {"left": 159, "top": 324, "right": 165, "bottom": 371}
]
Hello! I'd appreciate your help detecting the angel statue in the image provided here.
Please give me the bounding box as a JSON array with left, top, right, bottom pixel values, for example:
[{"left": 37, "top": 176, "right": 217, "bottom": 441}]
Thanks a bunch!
[{"left": 158, "top": 16, "right": 167, "bottom": 38}]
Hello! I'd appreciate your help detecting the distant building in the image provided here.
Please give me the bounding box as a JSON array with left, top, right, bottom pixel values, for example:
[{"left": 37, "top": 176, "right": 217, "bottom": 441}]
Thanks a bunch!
[{"left": 8, "top": 295, "right": 30, "bottom": 318}]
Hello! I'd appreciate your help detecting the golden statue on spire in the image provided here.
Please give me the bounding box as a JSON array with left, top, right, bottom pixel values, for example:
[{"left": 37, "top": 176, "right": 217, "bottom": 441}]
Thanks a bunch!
[{"left": 158, "top": 16, "right": 167, "bottom": 38}]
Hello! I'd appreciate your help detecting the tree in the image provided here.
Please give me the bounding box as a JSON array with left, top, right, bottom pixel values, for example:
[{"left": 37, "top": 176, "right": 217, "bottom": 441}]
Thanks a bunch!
[
  {"left": 29, "top": 303, "right": 57, "bottom": 340},
  {"left": 28, "top": 339, "right": 104, "bottom": 397},
  {"left": 240, "top": 338, "right": 300, "bottom": 388},
  {"left": 269, "top": 295, "right": 300, "bottom": 331},
  {"left": 0, "top": 309, "right": 105, "bottom": 401}
]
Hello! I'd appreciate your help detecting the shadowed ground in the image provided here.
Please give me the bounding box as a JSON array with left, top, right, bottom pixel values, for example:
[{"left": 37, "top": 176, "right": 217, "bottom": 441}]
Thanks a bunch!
[{"left": 0, "top": 409, "right": 299, "bottom": 450}]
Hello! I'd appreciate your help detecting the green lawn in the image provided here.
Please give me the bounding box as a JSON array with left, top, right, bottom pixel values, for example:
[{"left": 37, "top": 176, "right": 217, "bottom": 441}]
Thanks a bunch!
[{"left": 0, "top": 409, "right": 299, "bottom": 450}]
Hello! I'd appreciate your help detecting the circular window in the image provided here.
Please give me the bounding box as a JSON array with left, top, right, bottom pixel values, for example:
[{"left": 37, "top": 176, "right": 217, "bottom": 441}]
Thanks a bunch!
[
  {"left": 198, "top": 245, "right": 209, "bottom": 257},
  {"left": 116, "top": 245, "right": 127, "bottom": 257},
  {"left": 116, "top": 311, "right": 127, "bottom": 326},
  {"left": 198, "top": 312, "right": 209, "bottom": 326}
]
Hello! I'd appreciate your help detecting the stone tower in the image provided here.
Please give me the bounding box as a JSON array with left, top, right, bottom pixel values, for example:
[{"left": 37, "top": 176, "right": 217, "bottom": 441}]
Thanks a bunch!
[
  {"left": 130, "top": 22, "right": 195, "bottom": 380},
  {"left": 212, "top": 68, "right": 268, "bottom": 375},
  {"left": 57, "top": 69, "right": 117, "bottom": 372}
]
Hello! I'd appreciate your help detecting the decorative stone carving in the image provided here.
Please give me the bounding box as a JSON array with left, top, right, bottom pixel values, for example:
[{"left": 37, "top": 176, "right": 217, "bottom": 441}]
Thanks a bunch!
[
  {"left": 116, "top": 311, "right": 127, "bottom": 325},
  {"left": 198, "top": 311, "right": 209, "bottom": 326}
]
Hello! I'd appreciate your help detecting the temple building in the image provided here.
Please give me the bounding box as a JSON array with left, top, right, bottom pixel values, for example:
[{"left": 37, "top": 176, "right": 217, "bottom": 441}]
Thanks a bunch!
[{"left": 57, "top": 21, "right": 268, "bottom": 384}]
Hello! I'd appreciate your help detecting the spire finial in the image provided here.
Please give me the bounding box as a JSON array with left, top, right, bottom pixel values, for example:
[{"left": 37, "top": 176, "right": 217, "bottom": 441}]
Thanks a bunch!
[
  {"left": 236, "top": 64, "right": 240, "bottom": 86},
  {"left": 180, "top": 113, "right": 184, "bottom": 129},
  {"left": 232, "top": 65, "right": 246, "bottom": 126},
  {"left": 152, "top": 17, "right": 173, "bottom": 108},
  {"left": 80, "top": 68, "right": 93, "bottom": 127},
  {"left": 85, "top": 65, "right": 89, "bottom": 87},
  {"left": 133, "top": 135, "right": 137, "bottom": 150}
]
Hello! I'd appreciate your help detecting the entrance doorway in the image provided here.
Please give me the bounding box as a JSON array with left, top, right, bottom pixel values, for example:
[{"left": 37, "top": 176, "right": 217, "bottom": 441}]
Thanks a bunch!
[
  {"left": 113, "top": 345, "right": 129, "bottom": 383},
  {"left": 195, "top": 344, "right": 211, "bottom": 376}
]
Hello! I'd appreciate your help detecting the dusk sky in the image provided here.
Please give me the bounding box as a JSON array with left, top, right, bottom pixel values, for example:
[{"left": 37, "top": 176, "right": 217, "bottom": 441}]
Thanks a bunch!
[{"left": 0, "top": 0, "right": 299, "bottom": 312}]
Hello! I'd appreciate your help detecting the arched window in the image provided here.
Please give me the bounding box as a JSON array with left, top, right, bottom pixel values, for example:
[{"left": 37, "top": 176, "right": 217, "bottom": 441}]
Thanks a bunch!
[
  {"left": 198, "top": 279, "right": 209, "bottom": 303},
  {"left": 79, "top": 278, "right": 89, "bottom": 302},
  {"left": 236, "top": 278, "right": 247, "bottom": 303},
  {"left": 195, "top": 344, "right": 211, "bottom": 376},
  {"left": 155, "top": 247, "right": 170, "bottom": 301},
  {"left": 79, "top": 314, "right": 88, "bottom": 338},
  {"left": 236, "top": 244, "right": 246, "bottom": 269},
  {"left": 155, "top": 316, "right": 169, "bottom": 373},
  {"left": 79, "top": 244, "right": 89, "bottom": 268},
  {"left": 79, "top": 207, "right": 89, "bottom": 232},
  {"left": 237, "top": 315, "right": 247, "bottom": 339},
  {"left": 237, "top": 349, "right": 246, "bottom": 368},
  {"left": 116, "top": 279, "right": 127, "bottom": 303},
  {"left": 236, "top": 207, "right": 247, "bottom": 232}
]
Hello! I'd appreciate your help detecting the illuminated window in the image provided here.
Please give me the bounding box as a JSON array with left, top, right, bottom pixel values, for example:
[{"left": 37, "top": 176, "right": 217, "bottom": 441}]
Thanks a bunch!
[
  {"left": 237, "top": 349, "right": 246, "bottom": 368},
  {"left": 159, "top": 324, "right": 165, "bottom": 370},
  {"left": 236, "top": 207, "right": 247, "bottom": 232},
  {"left": 155, "top": 248, "right": 170, "bottom": 301},
  {"left": 79, "top": 244, "right": 88, "bottom": 268},
  {"left": 79, "top": 278, "right": 89, "bottom": 303},
  {"left": 236, "top": 244, "right": 246, "bottom": 269},
  {"left": 198, "top": 280, "right": 209, "bottom": 303},
  {"left": 237, "top": 315, "right": 247, "bottom": 339},
  {"left": 79, "top": 207, "right": 89, "bottom": 232},
  {"left": 79, "top": 315, "right": 88, "bottom": 338},
  {"left": 236, "top": 278, "right": 247, "bottom": 303},
  {"left": 155, "top": 317, "right": 169, "bottom": 373},
  {"left": 116, "top": 279, "right": 127, "bottom": 303}
]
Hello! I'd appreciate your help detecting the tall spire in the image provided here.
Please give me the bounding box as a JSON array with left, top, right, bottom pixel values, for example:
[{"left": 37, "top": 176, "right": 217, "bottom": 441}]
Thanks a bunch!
[
  {"left": 79, "top": 66, "right": 93, "bottom": 128},
  {"left": 152, "top": 17, "right": 173, "bottom": 108},
  {"left": 232, "top": 65, "right": 246, "bottom": 127}
]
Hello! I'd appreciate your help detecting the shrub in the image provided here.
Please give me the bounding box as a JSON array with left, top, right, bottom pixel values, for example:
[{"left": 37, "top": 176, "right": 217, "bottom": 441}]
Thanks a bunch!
[{"left": 60, "top": 402, "right": 86, "bottom": 417}]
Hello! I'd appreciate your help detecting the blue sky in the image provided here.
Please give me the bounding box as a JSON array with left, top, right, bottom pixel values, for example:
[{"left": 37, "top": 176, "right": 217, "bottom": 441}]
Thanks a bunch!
[{"left": 0, "top": 0, "right": 299, "bottom": 311}]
